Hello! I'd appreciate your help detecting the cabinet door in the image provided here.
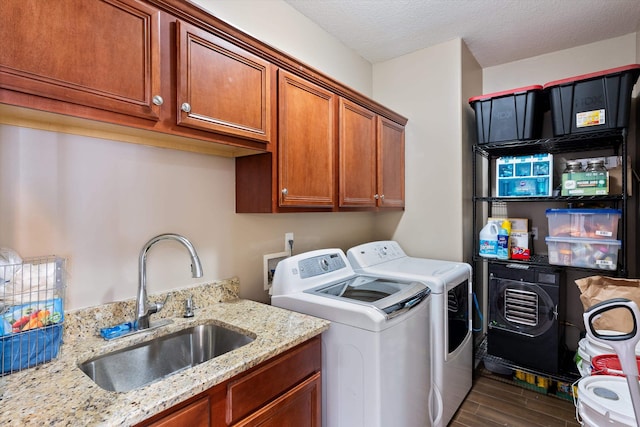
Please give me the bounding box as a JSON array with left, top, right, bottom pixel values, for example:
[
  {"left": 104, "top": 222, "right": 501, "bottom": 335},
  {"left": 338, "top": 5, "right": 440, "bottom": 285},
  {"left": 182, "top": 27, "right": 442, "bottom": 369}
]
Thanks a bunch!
[
  {"left": 234, "top": 373, "right": 321, "bottom": 427},
  {"left": 339, "top": 99, "right": 377, "bottom": 208},
  {"left": 0, "top": 0, "right": 161, "bottom": 121},
  {"left": 377, "top": 116, "right": 405, "bottom": 208},
  {"left": 147, "top": 396, "right": 210, "bottom": 427},
  {"left": 278, "top": 70, "right": 336, "bottom": 208},
  {"left": 176, "top": 21, "right": 273, "bottom": 144}
]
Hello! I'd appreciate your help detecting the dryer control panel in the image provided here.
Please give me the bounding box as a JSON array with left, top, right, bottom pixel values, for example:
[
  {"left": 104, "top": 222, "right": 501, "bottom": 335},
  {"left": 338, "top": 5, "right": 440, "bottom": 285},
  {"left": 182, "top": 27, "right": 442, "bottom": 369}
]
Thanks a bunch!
[{"left": 347, "top": 241, "right": 406, "bottom": 268}]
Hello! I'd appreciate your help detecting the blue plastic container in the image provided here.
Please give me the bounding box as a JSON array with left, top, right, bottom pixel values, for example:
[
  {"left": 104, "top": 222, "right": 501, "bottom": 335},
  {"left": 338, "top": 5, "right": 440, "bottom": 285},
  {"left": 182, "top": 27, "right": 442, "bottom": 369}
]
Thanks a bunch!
[{"left": 1, "top": 324, "right": 63, "bottom": 375}]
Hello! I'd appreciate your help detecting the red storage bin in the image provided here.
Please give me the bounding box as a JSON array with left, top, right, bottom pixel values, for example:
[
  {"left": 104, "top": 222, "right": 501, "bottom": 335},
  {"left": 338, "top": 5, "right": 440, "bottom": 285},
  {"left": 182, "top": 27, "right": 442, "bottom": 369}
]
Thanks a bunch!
[
  {"left": 469, "top": 85, "right": 545, "bottom": 144},
  {"left": 544, "top": 64, "right": 640, "bottom": 136}
]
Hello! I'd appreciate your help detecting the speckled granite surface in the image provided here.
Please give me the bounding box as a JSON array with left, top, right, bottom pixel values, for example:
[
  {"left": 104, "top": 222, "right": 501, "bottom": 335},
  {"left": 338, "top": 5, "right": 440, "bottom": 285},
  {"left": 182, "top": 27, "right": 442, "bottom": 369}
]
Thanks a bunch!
[{"left": 0, "top": 278, "right": 329, "bottom": 426}]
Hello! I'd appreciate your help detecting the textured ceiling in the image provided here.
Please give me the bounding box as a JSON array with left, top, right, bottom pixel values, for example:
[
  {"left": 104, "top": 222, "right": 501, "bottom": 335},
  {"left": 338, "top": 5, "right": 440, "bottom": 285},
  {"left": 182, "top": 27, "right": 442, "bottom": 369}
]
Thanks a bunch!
[{"left": 283, "top": 0, "right": 640, "bottom": 67}]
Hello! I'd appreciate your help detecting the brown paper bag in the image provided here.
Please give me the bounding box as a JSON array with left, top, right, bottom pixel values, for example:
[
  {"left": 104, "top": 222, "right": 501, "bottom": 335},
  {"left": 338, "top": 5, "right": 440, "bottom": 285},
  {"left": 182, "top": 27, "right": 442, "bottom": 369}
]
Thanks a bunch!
[{"left": 575, "top": 275, "right": 640, "bottom": 332}]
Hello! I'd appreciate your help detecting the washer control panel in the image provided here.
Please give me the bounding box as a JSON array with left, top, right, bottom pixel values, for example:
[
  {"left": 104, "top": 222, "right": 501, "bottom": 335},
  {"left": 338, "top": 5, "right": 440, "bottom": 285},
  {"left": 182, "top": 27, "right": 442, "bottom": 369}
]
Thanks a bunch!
[{"left": 299, "top": 253, "right": 347, "bottom": 279}]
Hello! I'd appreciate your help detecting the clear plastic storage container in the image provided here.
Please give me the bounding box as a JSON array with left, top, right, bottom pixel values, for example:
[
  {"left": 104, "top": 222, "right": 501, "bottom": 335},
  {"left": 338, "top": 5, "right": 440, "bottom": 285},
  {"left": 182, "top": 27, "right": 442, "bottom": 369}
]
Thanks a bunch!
[
  {"left": 546, "top": 208, "right": 621, "bottom": 240},
  {"left": 545, "top": 236, "right": 620, "bottom": 270}
]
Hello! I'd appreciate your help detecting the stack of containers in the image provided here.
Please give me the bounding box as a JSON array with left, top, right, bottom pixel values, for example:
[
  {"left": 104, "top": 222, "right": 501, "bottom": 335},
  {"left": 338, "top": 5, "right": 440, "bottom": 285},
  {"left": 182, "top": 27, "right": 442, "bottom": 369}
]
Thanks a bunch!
[
  {"left": 543, "top": 64, "right": 640, "bottom": 136},
  {"left": 545, "top": 208, "right": 622, "bottom": 270},
  {"left": 541, "top": 64, "right": 640, "bottom": 271},
  {"left": 575, "top": 330, "right": 640, "bottom": 376}
]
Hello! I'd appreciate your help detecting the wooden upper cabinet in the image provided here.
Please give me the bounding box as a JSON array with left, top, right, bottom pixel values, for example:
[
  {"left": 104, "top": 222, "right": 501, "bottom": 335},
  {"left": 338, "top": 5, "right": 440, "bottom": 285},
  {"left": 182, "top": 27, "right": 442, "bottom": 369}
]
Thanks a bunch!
[
  {"left": 0, "top": 0, "right": 161, "bottom": 120},
  {"left": 377, "top": 116, "right": 405, "bottom": 208},
  {"left": 176, "top": 20, "right": 273, "bottom": 144},
  {"left": 278, "top": 70, "right": 336, "bottom": 208},
  {"left": 339, "top": 99, "right": 378, "bottom": 208}
]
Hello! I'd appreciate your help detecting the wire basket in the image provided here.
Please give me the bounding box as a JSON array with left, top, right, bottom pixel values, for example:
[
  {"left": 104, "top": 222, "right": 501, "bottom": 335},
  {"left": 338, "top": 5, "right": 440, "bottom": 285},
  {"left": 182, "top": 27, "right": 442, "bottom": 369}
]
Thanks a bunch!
[{"left": 0, "top": 256, "right": 66, "bottom": 375}]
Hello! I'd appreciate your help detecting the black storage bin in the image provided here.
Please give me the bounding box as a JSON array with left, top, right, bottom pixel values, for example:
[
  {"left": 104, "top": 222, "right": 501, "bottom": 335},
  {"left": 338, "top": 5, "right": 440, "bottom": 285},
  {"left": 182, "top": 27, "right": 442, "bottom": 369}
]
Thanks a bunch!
[
  {"left": 544, "top": 64, "right": 640, "bottom": 136},
  {"left": 469, "top": 85, "right": 545, "bottom": 144}
]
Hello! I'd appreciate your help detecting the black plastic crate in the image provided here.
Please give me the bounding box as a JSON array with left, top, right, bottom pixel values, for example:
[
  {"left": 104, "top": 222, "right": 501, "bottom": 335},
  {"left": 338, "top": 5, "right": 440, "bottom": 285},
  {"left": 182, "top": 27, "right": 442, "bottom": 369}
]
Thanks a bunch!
[
  {"left": 544, "top": 64, "right": 640, "bottom": 136},
  {"left": 469, "top": 85, "right": 546, "bottom": 144}
]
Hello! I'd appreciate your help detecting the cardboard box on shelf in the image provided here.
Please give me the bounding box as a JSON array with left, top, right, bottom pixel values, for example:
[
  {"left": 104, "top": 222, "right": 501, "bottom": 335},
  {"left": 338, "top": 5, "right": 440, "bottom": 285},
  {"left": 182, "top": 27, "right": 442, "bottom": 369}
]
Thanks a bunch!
[
  {"left": 560, "top": 155, "right": 632, "bottom": 196},
  {"left": 561, "top": 171, "right": 608, "bottom": 196},
  {"left": 510, "top": 231, "right": 530, "bottom": 260}
]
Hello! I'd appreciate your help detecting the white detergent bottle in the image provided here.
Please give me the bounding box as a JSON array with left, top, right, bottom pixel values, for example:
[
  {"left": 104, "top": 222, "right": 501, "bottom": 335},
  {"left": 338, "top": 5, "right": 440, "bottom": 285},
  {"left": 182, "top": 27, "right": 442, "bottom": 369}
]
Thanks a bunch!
[{"left": 479, "top": 223, "right": 499, "bottom": 258}]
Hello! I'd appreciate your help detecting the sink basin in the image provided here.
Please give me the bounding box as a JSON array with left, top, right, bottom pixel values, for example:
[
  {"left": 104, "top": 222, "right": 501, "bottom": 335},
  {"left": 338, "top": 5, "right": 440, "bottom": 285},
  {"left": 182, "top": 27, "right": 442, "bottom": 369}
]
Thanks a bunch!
[{"left": 79, "top": 323, "right": 254, "bottom": 392}]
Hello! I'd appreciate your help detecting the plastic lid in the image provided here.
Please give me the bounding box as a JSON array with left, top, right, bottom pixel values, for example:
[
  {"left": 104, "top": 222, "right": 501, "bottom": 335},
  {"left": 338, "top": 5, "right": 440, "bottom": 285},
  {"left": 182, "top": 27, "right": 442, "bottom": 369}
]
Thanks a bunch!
[
  {"left": 546, "top": 208, "right": 622, "bottom": 216},
  {"left": 591, "top": 354, "right": 640, "bottom": 377},
  {"left": 468, "top": 85, "right": 543, "bottom": 104},
  {"left": 545, "top": 236, "right": 621, "bottom": 245},
  {"left": 543, "top": 64, "right": 640, "bottom": 89}
]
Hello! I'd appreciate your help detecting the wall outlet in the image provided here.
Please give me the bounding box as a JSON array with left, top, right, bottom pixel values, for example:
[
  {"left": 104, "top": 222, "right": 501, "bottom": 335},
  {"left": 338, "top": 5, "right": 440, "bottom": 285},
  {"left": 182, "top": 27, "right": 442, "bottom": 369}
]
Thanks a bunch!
[
  {"left": 263, "top": 251, "right": 290, "bottom": 291},
  {"left": 531, "top": 227, "right": 538, "bottom": 241},
  {"left": 285, "top": 232, "right": 294, "bottom": 254}
]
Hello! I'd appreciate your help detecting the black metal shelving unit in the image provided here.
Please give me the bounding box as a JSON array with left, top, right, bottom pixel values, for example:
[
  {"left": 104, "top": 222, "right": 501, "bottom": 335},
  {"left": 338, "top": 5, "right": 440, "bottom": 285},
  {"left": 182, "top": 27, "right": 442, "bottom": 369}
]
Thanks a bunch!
[
  {"left": 471, "top": 128, "right": 631, "bottom": 385},
  {"left": 472, "top": 128, "right": 629, "bottom": 276}
]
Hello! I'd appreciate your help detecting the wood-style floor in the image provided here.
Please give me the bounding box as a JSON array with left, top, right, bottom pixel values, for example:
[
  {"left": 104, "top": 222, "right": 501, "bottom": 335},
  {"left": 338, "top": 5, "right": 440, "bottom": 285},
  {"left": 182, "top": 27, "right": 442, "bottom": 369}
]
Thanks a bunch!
[{"left": 449, "top": 374, "right": 580, "bottom": 427}]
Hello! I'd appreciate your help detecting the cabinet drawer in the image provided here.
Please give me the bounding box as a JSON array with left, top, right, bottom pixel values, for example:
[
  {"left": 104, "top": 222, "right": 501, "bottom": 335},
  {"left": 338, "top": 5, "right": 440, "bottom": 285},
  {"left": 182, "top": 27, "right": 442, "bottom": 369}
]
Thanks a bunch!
[
  {"left": 233, "top": 372, "right": 321, "bottom": 427},
  {"left": 226, "top": 336, "right": 321, "bottom": 424},
  {"left": 147, "top": 396, "right": 210, "bottom": 427}
]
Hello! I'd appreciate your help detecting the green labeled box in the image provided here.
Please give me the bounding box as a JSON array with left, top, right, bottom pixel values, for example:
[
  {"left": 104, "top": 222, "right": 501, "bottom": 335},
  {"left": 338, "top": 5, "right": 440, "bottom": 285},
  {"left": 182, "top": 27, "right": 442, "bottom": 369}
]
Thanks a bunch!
[{"left": 561, "top": 171, "right": 608, "bottom": 196}]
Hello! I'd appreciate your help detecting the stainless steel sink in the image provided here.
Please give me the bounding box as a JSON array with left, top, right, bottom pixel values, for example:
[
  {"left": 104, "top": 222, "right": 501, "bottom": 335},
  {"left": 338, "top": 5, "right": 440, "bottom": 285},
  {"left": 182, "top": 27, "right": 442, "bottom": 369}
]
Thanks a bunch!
[{"left": 79, "top": 323, "right": 254, "bottom": 392}]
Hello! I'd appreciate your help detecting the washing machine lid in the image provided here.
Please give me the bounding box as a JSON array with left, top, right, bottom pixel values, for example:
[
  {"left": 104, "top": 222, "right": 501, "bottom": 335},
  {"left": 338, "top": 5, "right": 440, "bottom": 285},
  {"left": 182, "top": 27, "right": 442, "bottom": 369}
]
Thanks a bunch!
[{"left": 305, "top": 275, "right": 430, "bottom": 318}]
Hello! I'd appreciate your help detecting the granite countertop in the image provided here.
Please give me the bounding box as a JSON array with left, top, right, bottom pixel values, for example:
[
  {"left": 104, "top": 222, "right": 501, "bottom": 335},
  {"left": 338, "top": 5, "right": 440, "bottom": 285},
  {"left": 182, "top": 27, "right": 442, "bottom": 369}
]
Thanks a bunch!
[{"left": 0, "top": 279, "right": 329, "bottom": 426}]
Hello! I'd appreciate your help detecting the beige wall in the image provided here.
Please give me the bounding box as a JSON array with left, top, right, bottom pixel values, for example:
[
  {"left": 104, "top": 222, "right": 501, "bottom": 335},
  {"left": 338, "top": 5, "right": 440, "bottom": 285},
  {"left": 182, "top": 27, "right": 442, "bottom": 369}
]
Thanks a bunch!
[
  {"left": 0, "top": 0, "right": 377, "bottom": 310},
  {"left": 372, "top": 39, "right": 476, "bottom": 262},
  {"left": 483, "top": 33, "right": 637, "bottom": 92}
]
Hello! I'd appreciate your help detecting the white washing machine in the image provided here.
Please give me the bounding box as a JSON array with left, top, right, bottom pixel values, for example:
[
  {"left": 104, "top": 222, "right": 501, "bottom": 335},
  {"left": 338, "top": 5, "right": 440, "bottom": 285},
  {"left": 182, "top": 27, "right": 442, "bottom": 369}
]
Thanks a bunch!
[
  {"left": 347, "top": 241, "right": 473, "bottom": 427},
  {"left": 271, "top": 248, "right": 433, "bottom": 427}
]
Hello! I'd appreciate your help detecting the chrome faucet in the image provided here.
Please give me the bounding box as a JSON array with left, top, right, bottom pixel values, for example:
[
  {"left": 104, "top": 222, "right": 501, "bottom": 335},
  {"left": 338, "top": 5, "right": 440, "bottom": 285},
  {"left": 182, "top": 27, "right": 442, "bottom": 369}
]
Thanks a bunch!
[{"left": 135, "top": 233, "right": 204, "bottom": 330}]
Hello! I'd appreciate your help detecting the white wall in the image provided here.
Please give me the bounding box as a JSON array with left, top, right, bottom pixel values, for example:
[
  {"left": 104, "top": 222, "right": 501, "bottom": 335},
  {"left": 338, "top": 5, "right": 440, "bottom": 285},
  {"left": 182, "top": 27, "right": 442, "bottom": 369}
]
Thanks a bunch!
[{"left": 0, "top": 0, "right": 377, "bottom": 310}]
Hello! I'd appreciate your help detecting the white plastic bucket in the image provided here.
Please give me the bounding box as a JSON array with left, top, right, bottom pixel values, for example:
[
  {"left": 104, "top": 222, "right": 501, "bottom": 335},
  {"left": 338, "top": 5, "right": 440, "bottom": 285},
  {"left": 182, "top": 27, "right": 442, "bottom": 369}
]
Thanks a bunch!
[
  {"left": 576, "top": 331, "right": 640, "bottom": 375},
  {"left": 577, "top": 375, "right": 637, "bottom": 426}
]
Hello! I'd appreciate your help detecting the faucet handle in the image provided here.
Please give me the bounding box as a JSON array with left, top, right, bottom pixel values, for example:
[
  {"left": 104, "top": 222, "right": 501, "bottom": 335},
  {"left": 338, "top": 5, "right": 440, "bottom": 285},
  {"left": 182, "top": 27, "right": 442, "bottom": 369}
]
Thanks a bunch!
[{"left": 150, "top": 294, "right": 170, "bottom": 315}]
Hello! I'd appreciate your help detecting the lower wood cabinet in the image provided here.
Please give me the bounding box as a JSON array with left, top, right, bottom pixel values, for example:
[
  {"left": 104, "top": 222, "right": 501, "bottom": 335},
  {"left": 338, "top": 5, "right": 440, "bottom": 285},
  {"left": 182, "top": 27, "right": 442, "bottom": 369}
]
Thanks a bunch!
[
  {"left": 136, "top": 336, "right": 321, "bottom": 427},
  {"left": 147, "top": 396, "right": 210, "bottom": 427},
  {"left": 234, "top": 373, "right": 320, "bottom": 427}
]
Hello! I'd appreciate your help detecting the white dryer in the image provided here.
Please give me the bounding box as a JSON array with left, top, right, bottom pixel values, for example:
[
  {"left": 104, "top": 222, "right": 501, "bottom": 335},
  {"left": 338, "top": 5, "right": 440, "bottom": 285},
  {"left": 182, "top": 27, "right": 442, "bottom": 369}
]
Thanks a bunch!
[
  {"left": 347, "top": 241, "right": 473, "bottom": 427},
  {"left": 271, "top": 248, "right": 433, "bottom": 427}
]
